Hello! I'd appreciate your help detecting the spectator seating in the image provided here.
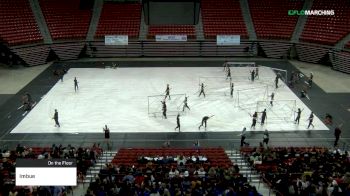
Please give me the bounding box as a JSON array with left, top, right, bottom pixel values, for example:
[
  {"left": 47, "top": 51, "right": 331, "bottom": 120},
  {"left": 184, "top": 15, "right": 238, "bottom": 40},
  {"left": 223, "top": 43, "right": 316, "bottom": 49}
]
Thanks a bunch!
[
  {"left": 329, "top": 51, "right": 350, "bottom": 74},
  {"left": 295, "top": 43, "right": 330, "bottom": 64},
  {"left": 113, "top": 147, "right": 232, "bottom": 167},
  {"left": 300, "top": 0, "right": 350, "bottom": 45},
  {"left": 87, "top": 147, "right": 263, "bottom": 195},
  {"left": 95, "top": 2, "right": 141, "bottom": 38},
  {"left": 241, "top": 146, "right": 350, "bottom": 195},
  {"left": 39, "top": 0, "right": 92, "bottom": 40},
  {"left": 248, "top": 0, "right": 304, "bottom": 40},
  {"left": 0, "top": 0, "right": 42, "bottom": 45},
  {"left": 0, "top": 143, "right": 102, "bottom": 195},
  {"left": 148, "top": 25, "right": 196, "bottom": 38},
  {"left": 201, "top": 0, "right": 248, "bottom": 39},
  {"left": 258, "top": 41, "right": 292, "bottom": 58}
]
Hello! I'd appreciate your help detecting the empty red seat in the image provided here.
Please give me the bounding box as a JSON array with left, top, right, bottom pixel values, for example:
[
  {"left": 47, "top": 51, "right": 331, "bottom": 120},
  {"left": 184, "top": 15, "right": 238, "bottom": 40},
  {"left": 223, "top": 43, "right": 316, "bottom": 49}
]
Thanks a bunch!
[
  {"left": 201, "top": 0, "right": 248, "bottom": 39},
  {"left": 300, "top": 0, "right": 350, "bottom": 45},
  {"left": 112, "top": 147, "right": 232, "bottom": 166},
  {"left": 248, "top": 0, "right": 303, "bottom": 40},
  {"left": 95, "top": 2, "right": 141, "bottom": 38},
  {"left": 0, "top": 0, "right": 43, "bottom": 45},
  {"left": 39, "top": 0, "right": 92, "bottom": 40}
]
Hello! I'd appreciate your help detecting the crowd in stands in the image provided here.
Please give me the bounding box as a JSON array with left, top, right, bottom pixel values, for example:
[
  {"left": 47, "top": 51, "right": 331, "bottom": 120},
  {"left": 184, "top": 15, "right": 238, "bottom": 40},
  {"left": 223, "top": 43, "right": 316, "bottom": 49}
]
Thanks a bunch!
[
  {"left": 242, "top": 146, "right": 350, "bottom": 195},
  {"left": 137, "top": 154, "right": 208, "bottom": 165},
  {"left": 86, "top": 149, "right": 262, "bottom": 196},
  {"left": 0, "top": 143, "right": 102, "bottom": 196},
  {"left": 3, "top": 142, "right": 350, "bottom": 196}
]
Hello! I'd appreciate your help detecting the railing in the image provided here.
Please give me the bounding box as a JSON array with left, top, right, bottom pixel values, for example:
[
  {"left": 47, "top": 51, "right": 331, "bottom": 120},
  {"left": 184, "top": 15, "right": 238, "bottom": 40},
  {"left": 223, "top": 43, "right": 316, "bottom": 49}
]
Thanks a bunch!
[
  {"left": 5, "top": 38, "right": 350, "bottom": 74},
  {"left": 1, "top": 140, "right": 347, "bottom": 195},
  {"left": 260, "top": 175, "right": 284, "bottom": 196},
  {"left": 341, "top": 141, "right": 350, "bottom": 152},
  {"left": 82, "top": 143, "right": 110, "bottom": 186},
  {"left": 0, "top": 137, "right": 347, "bottom": 153}
]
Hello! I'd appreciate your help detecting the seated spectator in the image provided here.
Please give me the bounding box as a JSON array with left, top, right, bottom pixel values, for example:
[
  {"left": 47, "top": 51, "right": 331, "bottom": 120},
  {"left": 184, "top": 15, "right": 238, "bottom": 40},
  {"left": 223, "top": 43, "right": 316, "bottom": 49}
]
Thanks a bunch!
[
  {"left": 197, "top": 167, "right": 206, "bottom": 178},
  {"left": 123, "top": 172, "right": 135, "bottom": 183},
  {"left": 16, "top": 144, "right": 24, "bottom": 154},
  {"left": 177, "top": 155, "right": 186, "bottom": 165},
  {"left": 208, "top": 166, "right": 217, "bottom": 178},
  {"left": 8, "top": 187, "right": 18, "bottom": 196},
  {"left": 2, "top": 150, "right": 10, "bottom": 158},
  {"left": 37, "top": 153, "right": 45, "bottom": 159},
  {"left": 169, "top": 167, "right": 179, "bottom": 178},
  {"left": 324, "top": 113, "right": 333, "bottom": 125},
  {"left": 342, "top": 172, "right": 350, "bottom": 185},
  {"left": 177, "top": 162, "right": 186, "bottom": 172},
  {"left": 26, "top": 148, "right": 35, "bottom": 158}
]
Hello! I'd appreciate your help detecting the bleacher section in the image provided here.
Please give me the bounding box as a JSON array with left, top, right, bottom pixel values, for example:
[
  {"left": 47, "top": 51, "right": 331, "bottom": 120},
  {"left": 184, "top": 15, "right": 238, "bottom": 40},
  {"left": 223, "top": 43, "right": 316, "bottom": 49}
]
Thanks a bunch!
[
  {"left": 1, "top": 0, "right": 349, "bottom": 70},
  {"left": 259, "top": 41, "right": 292, "bottom": 59},
  {"left": 95, "top": 2, "right": 141, "bottom": 38},
  {"left": 10, "top": 45, "right": 50, "bottom": 66},
  {"left": 0, "top": 144, "right": 102, "bottom": 187},
  {"left": 248, "top": 0, "right": 304, "bottom": 40},
  {"left": 39, "top": 0, "right": 92, "bottom": 40},
  {"left": 88, "top": 41, "right": 253, "bottom": 57},
  {"left": 88, "top": 147, "right": 264, "bottom": 195},
  {"left": 329, "top": 51, "right": 350, "bottom": 74},
  {"left": 201, "top": 0, "right": 248, "bottom": 39},
  {"left": 241, "top": 146, "right": 350, "bottom": 195},
  {"left": 0, "top": 0, "right": 42, "bottom": 45},
  {"left": 148, "top": 25, "right": 196, "bottom": 39},
  {"left": 113, "top": 147, "right": 232, "bottom": 167},
  {"left": 296, "top": 43, "right": 330, "bottom": 63},
  {"left": 300, "top": 0, "right": 350, "bottom": 45}
]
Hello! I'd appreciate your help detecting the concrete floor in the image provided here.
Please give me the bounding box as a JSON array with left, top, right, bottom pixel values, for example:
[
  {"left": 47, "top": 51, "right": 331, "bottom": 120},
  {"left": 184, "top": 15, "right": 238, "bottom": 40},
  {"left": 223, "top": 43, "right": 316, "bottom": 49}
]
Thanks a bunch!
[
  {"left": 289, "top": 60, "right": 350, "bottom": 93},
  {"left": 0, "top": 63, "right": 50, "bottom": 94}
]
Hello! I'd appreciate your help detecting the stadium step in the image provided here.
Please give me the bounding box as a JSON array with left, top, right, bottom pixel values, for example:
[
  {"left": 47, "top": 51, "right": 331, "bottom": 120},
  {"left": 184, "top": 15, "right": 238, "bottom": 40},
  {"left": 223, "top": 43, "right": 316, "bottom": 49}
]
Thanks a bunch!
[
  {"left": 96, "top": 158, "right": 112, "bottom": 163},
  {"left": 102, "top": 151, "right": 118, "bottom": 155},
  {"left": 90, "top": 170, "right": 100, "bottom": 174},
  {"left": 238, "top": 165, "right": 250, "bottom": 170},
  {"left": 228, "top": 155, "right": 243, "bottom": 159},
  {"left": 83, "top": 179, "right": 92, "bottom": 183},
  {"left": 250, "top": 179, "right": 262, "bottom": 183},
  {"left": 235, "top": 162, "right": 248, "bottom": 167},
  {"left": 82, "top": 151, "right": 116, "bottom": 185},
  {"left": 226, "top": 150, "right": 272, "bottom": 195},
  {"left": 225, "top": 150, "right": 241, "bottom": 155},
  {"left": 85, "top": 174, "right": 95, "bottom": 179},
  {"left": 98, "top": 155, "right": 114, "bottom": 159}
]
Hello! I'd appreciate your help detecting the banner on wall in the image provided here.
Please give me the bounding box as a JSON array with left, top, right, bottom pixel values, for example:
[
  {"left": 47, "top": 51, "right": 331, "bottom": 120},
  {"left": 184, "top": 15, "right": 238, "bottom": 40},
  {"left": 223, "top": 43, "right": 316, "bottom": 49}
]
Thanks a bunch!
[
  {"left": 105, "top": 35, "right": 128, "bottom": 45},
  {"left": 155, "top": 35, "right": 187, "bottom": 42},
  {"left": 216, "top": 35, "right": 240, "bottom": 46}
]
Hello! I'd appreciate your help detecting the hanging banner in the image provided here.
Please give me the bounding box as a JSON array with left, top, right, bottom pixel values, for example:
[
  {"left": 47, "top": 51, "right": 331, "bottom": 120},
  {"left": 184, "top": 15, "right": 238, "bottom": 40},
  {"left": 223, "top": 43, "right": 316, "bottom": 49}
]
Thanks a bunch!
[
  {"left": 156, "top": 35, "right": 187, "bottom": 42},
  {"left": 105, "top": 35, "right": 128, "bottom": 45},
  {"left": 216, "top": 35, "right": 240, "bottom": 46}
]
